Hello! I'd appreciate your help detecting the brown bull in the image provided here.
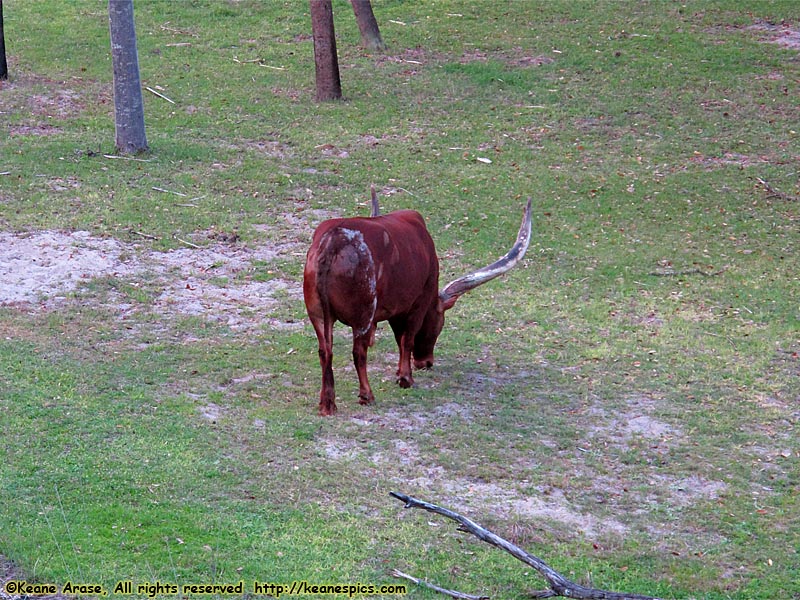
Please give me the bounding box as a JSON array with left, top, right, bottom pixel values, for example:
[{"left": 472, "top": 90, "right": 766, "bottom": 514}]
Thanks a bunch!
[{"left": 303, "top": 196, "right": 532, "bottom": 416}]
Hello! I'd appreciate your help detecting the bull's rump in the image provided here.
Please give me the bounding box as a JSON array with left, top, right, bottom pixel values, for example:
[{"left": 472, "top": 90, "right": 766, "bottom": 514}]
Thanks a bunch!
[{"left": 303, "top": 212, "right": 439, "bottom": 334}]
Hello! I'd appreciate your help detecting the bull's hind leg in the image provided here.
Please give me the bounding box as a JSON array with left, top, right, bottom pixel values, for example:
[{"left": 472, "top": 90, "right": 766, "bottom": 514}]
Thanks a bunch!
[
  {"left": 311, "top": 317, "right": 337, "bottom": 416},
  {"left": 352, "top": 327, "right": 375, "bottom": 405}
]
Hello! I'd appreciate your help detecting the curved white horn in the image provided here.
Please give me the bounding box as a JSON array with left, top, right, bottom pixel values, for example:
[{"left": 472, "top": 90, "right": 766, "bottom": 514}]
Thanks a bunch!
[{"left": 439, "top": 198, "right": 532, "bottom": 305}]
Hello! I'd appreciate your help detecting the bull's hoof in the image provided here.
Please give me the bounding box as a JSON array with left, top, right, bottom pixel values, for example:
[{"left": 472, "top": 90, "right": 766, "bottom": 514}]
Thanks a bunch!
[
  {"left": 358, "top": 393, "right": 374, "bottom": 405},
  {"left": 396, "top": 376, "right": 413, "bottom": 389},
  {"left": 319, "top": 402, "right": 337, "bottom": 416}
]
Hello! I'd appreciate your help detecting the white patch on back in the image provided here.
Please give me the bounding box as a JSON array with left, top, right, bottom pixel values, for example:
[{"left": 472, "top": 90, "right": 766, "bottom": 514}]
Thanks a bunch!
[{"left": 340, "top": 228, "right": 377, "bottom": 335}]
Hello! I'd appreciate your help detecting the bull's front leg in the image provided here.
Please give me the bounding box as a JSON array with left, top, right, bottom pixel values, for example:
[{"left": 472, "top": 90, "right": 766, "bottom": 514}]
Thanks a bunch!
[
  {"left": 352, "top": 328, "right": 376, "bottom": 405},
  {"left": 388, "top": 318, "right": 415, "bottom": 388},
  {"left": 389, "top": 325, "right": 415, "bottom": 389}
]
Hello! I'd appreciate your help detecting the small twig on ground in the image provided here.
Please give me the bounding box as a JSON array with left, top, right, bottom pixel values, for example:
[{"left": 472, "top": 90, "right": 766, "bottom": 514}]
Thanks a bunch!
[
  {"left": 130, "top": 230, "right": 159, "bottom": 241},
  {"left": 145, "top": 86, "right": 176, "bottom": 104},
  {"left": 391, "top": 570, "right": 489, "bottom": 600},
  {"left": 152, "top": 186, "right": 187, "bottom": 197},
  {"left": 648, "top": 267, "right": 727, "bottom": 277},
  {"left": 175, "top": 196, "right": 206, "bottom": 208},
  {"left": 103, "top": 154, "right": 152, "bottom": 162},
  {"left": 754, "top": 177, "right": 799, "bottom": 202},
  {"left": 233, "top": 57, "right": 286, "bottom": 70},
  {"left": 160, "top": 21, "right": 198, "bottom": 37},
  {"left": 390, "top": 492, "right": 662, "bottom": 600},
  {"left": 397, "top": 187, "right": 418, "bottom": 198},
  {"left": 176, "top": 238, "right": 201, "bottom": 249},
  {"left": 233, "top": 56, "right": 264, "bottom": 64}
]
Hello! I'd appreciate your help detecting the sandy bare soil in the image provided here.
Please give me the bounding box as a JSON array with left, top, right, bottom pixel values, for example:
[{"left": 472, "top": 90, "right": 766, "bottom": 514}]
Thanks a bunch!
[{"left": 0, "top": 229, "right": 304, "bottom": 330}]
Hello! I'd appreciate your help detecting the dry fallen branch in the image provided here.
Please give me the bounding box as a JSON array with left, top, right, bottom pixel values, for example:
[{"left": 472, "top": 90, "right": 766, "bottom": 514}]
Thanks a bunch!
[
  {"left": 754, "top": 177, "right": 799, "bottom": 202},
  {"left": 390, "top": 492, "right": 662, "bottom": 600}
]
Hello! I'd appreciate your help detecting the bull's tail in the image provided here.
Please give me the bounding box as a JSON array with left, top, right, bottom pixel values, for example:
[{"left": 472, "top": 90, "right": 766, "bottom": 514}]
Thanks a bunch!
[{"left": 312, "top": 228, "right": 338, "bottom": 330}]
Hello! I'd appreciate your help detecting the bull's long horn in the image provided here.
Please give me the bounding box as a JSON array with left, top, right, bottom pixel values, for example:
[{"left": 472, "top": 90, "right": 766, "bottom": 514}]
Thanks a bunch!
[{"left": 439, "top": 198, "right": 532, "bottom": 305}]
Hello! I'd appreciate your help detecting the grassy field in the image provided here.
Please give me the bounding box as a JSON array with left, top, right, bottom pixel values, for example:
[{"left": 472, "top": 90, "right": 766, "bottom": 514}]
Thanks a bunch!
[{"left": 1, "top": 1, "right": 799, "bottom": 599}]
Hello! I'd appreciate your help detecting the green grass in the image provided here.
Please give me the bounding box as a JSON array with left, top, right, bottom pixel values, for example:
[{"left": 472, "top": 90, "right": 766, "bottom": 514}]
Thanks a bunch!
[{"left": 2, "top": 1, "right": 800, "bottom": 598}]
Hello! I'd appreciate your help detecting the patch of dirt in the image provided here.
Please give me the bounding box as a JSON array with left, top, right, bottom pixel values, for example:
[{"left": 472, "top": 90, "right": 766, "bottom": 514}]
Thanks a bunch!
[
  {"left": 1, "top": 554, "right": 66, "bottom": 600},
  {"left": 462, "top": 482, "right": 628, "bottom": 538},
  {"left": 580, "top": 394, "right": 682, "bottom": 455},
  {"left": 689, "top": 152, "right": 770, "bottom": 169},
  {"left": 373, "top": 47, "right": 429, "bottom": 68},
  {"left": 199, "top": 401, "right": 225, "bottom": 423},
  {"left": 459, "top": 47, "right": 555, "bottom": 67},
  {"left": 7, "top": 124, "right": 62, "bottom": 137},
  {"left": 349, "top": 402, "right": 474, "bottom": 432},
  {"left": 0, "top": 229, "right": 304, "bottom": 331},
  {"left": 362, "top": 435, "right": 630, "bottom": 541},
  {"left": 3, "top": 74, "right": 99, "bottom": 120},
  {"left": 651, "top": 475, "right": 728, "bottom": 508},
  {"left": 507, "top": 53, "right": 555, "bottom": 67},
  {"left": 749, "top": 20, "right": 800, "bottom": 50},
  {"left": 233, "top": 139, "right": 294, "bottom": 160},
  {"left": 333, "top": 392, "right": 731, "bottom": 544},
  {"left": 0, "top": 231, "right": 134, "bottom": 305},
  {"left": 29, "top": 88, "right": 85, "bottom": 119},
  {"left": 270, "top": 86, "right": 304, "bottom": 102}
]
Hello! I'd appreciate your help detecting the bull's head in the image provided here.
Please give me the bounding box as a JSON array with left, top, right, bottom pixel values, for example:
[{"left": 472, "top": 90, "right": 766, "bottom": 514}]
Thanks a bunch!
[
  {"left": 411, "top": 198, "right": 532, "bottom": 370},
  {"left": 304, "top": 195, "right": 532, "bottom": 415}
]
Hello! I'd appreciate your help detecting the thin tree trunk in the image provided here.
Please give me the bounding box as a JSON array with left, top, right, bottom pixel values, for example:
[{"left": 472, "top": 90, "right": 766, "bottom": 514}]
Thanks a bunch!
[
  {"left": 310, "top": 0, "right": 341, "bottom": 101},
  {"left": 350, "top": 0, "right": 385, "bottom": 52},
  {"left": 0, "top": 0, "right": 8, "bottom": 80},
  {"left": 109, "top": 0, "right": 147, "bottom": 154}
]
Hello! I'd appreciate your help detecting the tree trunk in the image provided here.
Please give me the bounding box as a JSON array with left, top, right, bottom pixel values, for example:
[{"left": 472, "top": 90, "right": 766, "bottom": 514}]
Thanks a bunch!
[
  {"left": 350, "top": 0, "right": 385, "bottom": 52},
  {"left": 310, "top": 0, "right": 341, "bottom": 101},
  {"left": 108, "top": 0, "right": 147, "bottom": 154},
  {"left": 0, "top": 0, "right": 8, "bottom": 80}
]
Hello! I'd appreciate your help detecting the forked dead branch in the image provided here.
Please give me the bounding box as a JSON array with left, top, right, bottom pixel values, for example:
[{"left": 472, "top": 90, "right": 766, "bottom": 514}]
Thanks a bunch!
[{"left": 390, "top": 492, "right": 663, "bottom": 600}]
